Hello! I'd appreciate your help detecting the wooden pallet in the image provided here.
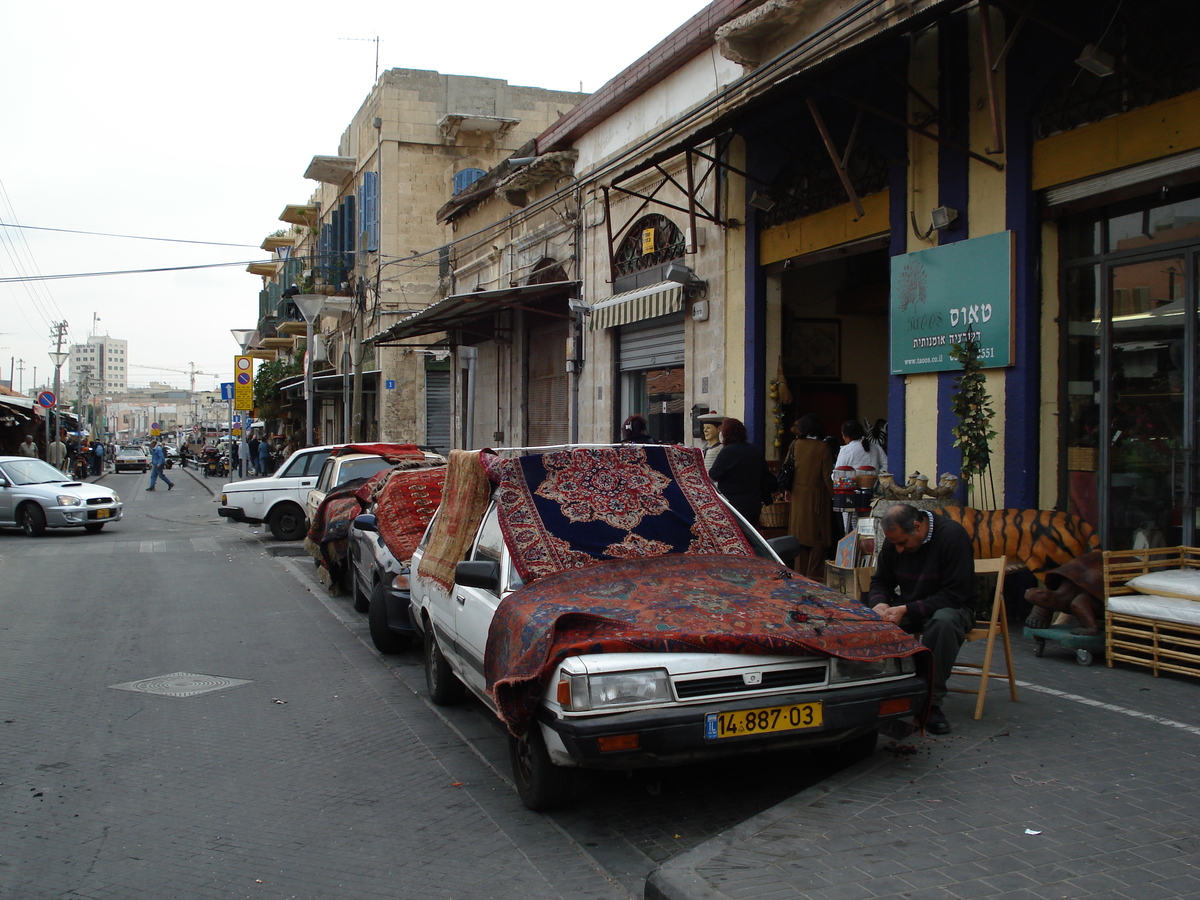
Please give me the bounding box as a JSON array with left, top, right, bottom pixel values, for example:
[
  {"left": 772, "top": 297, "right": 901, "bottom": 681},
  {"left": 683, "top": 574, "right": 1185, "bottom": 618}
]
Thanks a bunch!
[{"left": 1103, "top": 546, "right": 1200, "bottom": 678}]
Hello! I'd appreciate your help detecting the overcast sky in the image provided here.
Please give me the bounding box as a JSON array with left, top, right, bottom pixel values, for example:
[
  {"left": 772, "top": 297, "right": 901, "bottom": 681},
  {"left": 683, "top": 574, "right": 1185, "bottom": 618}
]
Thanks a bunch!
[{"left": 0, "top": 0, "right": 710, "bottom": 394}]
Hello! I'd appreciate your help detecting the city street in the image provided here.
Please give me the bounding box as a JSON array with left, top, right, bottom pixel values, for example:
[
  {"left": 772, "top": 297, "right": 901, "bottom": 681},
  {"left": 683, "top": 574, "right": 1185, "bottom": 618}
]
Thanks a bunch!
[{"left": 0, "top": 464, "right": 832, "bottom": 900}]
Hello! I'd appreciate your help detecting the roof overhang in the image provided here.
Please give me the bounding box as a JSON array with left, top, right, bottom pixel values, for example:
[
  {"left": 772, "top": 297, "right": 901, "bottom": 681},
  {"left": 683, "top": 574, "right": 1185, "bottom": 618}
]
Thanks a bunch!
[
  {"left": 304, "top": 156, "right": 356, "bottom": 185},
  {"left": 247, "top": 261, "right": 280, "bottom": 276},
  {"left": 261, "top": 234, "right": 297, "bottom": 252},
  {"left": 438, "top": 114, "right": 519, "bottom": 141},
  {"left": 278, "top": 369, "right": 382, "bottom": 397},
  {"left": 370, "top": 281, "right": 581, "bottom": 344}
]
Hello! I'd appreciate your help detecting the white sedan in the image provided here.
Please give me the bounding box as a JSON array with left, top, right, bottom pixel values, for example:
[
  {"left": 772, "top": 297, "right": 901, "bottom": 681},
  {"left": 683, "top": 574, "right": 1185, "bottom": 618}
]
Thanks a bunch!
[{"left": 218, "top": 445, "right": 336, "bottom": 540}]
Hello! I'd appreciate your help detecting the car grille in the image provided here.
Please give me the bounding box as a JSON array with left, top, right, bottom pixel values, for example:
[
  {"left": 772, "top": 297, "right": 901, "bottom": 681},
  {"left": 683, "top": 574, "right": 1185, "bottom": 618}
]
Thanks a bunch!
[
  {"left": 673, "top": 664, "right": 827, "bottom": 699},
  {"left": 86, "top": 497, "right": 112, "bottom": 506}
]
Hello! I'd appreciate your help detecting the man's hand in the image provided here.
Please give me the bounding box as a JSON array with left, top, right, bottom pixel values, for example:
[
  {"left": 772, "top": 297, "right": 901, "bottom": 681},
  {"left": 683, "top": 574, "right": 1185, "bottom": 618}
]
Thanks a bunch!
[{"left": 872, "top": 603, "right": 907, "bottom": 625}]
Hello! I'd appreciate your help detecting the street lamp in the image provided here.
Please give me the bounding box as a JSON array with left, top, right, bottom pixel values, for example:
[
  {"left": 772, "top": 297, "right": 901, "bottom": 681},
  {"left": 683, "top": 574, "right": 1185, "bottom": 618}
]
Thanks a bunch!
[
  {"left": 293, "top": 295, "right": 325, "bottom": 448},
  {"left": 48, "top": 350, "right": 67, "bottom": 455}
]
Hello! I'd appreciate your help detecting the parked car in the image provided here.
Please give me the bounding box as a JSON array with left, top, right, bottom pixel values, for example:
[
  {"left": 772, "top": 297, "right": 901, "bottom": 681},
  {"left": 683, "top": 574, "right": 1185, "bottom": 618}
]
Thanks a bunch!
[
  {"left": 217, "top": 445, "right": 336, "bottom": 540},
  {"left": 348, "top": 513, "right": 418, "bottom": 651},
  {"left": 304, "top": 448, "right": 444, "bottom": 527},
  {"left": 0, "top": 456, "right": 123, "bottom": 535},
  {"left": 409, "top": 445, "right": 929, "bottom": 810},
  {"left": 114, "top": 445, "right": 149, "bottom": 474}
]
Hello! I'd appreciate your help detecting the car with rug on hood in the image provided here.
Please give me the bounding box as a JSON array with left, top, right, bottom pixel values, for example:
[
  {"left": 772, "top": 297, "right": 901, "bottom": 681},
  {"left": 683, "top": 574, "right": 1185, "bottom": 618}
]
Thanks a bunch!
[{"left": 409, "top": 445, "right": 931, "bottom": 811}]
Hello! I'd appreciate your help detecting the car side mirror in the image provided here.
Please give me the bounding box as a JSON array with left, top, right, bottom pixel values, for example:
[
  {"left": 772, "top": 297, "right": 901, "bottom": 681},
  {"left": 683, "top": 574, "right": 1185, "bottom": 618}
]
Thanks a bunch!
[
  {"left": 455, "top": 560, "right": 500, "bottom": 591},
  {"left": 0, "top": 477, "right": 8, "bottom": 488},
  {"left": 768, "top": 534, "right": 801, "bottom": 563},
  {"left": 352, "top": 513, "right": 378, "bottom": 533}
]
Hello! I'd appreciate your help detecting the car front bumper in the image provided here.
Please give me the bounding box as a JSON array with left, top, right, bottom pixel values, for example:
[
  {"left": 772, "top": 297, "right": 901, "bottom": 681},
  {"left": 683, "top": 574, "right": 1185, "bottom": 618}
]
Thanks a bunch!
[
  {"left": 47, "top": 502, "right": 124, "bottom": 528},
  {"left": 543, "top": 675, "right": 927, "bottom": 769}
]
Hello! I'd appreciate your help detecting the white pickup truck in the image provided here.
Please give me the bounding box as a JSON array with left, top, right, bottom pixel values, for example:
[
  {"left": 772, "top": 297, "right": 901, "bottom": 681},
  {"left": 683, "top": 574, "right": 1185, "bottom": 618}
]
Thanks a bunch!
[{"left": 217, "top": 445, "right": 336, "bottom": 540}]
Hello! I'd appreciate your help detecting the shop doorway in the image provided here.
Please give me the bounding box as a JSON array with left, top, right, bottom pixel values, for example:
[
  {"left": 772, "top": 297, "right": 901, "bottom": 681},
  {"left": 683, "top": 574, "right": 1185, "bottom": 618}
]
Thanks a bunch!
[{"left": 1061, "top": 195, "right": 1200, "bottom": 549}]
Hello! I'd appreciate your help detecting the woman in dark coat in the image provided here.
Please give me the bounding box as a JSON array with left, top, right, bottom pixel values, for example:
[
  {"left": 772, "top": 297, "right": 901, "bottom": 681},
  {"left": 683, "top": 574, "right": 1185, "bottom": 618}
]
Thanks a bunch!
[
  {"left": 708, "top": 418, "right": 772, "bottom": 526},
  {"left": 621, "top": 413, "right": 655, "bottom": 444}
]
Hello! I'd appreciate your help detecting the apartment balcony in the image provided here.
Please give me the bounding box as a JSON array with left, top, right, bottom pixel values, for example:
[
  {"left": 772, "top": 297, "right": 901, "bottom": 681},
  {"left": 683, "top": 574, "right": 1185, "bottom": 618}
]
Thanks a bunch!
[
  {"left": 303, "top": 156, "right": 356, "bottom": 185},
  {"left": 279, "top": 204, "right": 319, "bottom": 227}
]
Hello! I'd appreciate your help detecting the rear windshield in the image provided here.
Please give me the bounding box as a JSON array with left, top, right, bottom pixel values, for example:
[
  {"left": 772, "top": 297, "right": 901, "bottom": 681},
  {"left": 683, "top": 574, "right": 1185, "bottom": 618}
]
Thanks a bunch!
[{"left": 335, "top": 457, "right": 393, "bottom": 487}]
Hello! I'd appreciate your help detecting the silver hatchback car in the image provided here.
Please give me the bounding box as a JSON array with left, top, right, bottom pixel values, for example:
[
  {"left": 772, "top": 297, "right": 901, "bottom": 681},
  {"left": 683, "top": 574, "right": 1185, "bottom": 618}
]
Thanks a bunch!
[{"left": 0, "top": 456, "right": 123, "bottom": 535}]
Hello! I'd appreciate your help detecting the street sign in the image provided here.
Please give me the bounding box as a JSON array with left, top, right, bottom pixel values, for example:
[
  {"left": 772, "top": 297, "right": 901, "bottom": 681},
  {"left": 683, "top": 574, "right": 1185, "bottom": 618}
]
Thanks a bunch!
[
  {"left": 234, "top": 356, "right": 253, "bottom": 411},
  {"left": 37, "top": 391, "right": 55, "bottom": 408},
  {"left": 220, "top": 382, "right": 235, "bottom": 401}
]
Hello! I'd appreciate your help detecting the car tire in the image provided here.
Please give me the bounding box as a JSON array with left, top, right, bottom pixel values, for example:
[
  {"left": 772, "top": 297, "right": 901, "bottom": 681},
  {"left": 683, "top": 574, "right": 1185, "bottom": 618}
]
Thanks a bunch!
[
  {"left": 84, "top": 523, "right": 105, "bottom": 533},
  {"left": 267, "top": 502, "right": 307, "bottom": 541},
  {"left": 350, "top": 557, "right": 370, "bottom": 614},
  {"left": 19, "top": 503, "right": 47, "bottom": 537},
  {"left": 369, "top": 581, "right": 411, "bottom": 654},
  {"left": 508, "top": 724, "right": 574, "bottom": 811},
  {"left": 424, "top": 626, "right": 465, "bottom": 706}
]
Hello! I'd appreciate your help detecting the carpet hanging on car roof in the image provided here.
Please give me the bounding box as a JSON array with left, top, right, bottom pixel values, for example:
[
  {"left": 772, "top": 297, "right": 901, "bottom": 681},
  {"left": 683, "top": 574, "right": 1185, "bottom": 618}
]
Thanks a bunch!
[
  {"left": 485, "top": 554, "right": 933, "bottom": 735},
  {"left": 480, "top": 444, "right": 754, "bottom": 583}
]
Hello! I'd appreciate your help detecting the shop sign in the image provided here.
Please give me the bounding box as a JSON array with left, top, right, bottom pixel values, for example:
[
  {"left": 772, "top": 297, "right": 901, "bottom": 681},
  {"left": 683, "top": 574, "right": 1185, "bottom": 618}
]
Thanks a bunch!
[{"left": 889, "top": 230, "right": 1014, "bottom": 374}]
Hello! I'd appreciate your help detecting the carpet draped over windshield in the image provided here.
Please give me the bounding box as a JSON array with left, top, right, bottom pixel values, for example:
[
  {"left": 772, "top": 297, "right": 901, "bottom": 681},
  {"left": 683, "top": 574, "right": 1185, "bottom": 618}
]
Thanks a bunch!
[
  {"left": 486, "top": 555, "right": 933, "bottom": 735},
  {"left": 374, "top": 467, "right": 445, "bottom": 564},
  {"left": 416, "top": 449, "right": 493, "bottom": 590},
  {"left": 480, "top": 445, "right": 754, "bottom": 583}
]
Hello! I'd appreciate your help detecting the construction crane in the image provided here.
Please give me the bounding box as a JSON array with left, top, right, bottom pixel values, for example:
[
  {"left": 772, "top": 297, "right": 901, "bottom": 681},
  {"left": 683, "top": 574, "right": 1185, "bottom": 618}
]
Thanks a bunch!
[{"left": 129, "top": 361, "right": 221, "bottom": 392}]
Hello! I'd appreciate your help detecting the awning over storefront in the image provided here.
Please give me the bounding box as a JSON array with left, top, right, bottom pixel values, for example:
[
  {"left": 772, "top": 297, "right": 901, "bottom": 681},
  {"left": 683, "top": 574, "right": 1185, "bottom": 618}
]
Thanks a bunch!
[
  {"left": 589, "top": 281, "right": 684, "bottom": 330},
  {"left": 370, "top": 281, "right": 580, "bottom": 344},
  {"left": 278, "top": 369, "right": 382, "bottom": 398}
]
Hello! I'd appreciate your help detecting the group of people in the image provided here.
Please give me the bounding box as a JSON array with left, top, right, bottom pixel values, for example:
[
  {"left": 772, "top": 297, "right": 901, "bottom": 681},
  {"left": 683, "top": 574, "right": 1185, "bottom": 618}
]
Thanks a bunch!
[
  {"left": 623, "top": 410, "right": 969, "bottom": 736},
  {"left": 231, "top": 434, "right": 277, "bottom": 478},
  {"left": 14, "top": 432, "right": 112, "bottom": 476}
]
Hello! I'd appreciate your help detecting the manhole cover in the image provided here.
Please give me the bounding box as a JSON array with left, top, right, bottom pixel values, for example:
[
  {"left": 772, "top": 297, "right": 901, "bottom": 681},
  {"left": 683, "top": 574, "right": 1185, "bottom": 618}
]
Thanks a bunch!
[{"left": 109, "top": 672, "right": 253, "bottom": 698}]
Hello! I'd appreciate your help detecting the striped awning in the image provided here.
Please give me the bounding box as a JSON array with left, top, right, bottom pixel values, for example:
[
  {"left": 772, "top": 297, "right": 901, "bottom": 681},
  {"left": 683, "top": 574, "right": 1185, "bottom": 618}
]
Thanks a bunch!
[{"left": 589, "top": 281, "right": 684, "bottom": 330}]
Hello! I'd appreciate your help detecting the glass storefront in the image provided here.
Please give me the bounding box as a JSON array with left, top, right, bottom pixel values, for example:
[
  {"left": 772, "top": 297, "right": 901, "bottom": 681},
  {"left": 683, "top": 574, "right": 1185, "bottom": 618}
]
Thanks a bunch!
[{"left": 1061, "top": 192, "right": 1200, "bottom": 549}]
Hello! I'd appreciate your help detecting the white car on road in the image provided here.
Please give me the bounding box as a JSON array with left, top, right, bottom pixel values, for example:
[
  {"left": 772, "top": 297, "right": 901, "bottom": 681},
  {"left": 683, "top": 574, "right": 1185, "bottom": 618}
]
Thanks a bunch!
[{"left": 218, "top": 445, "right": 336, "bottom": 540}]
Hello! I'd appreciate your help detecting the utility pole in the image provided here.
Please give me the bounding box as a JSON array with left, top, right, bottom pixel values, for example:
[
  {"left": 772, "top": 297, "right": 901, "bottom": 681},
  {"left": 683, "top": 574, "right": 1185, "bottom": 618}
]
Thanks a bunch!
[
  {"left": 16, "top": 358, "right": 24, "bottom": 394},
  {"left": 49, "top": 320, "right": 69, "bottom": 453}
]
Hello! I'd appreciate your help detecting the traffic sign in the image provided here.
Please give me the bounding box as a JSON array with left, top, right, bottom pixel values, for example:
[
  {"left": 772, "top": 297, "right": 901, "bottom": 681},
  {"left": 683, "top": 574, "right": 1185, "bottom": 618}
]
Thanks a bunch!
[
  {"left": 234, "top": 356, "right": 253, "bottom": 411},
  {"left": 220, "top": 382, "right": 235, "bottom": 401},
  {"left": 37, "top": 391, "right": 55, "bottom": 408}
]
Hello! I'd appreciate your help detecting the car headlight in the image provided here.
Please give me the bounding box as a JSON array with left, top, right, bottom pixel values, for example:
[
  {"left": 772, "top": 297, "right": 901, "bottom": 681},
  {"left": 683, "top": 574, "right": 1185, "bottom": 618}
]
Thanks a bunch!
[
  {"left": 830, "top": 656, "right": 914, "bottom": 683},
  {"left": 110, "top": 493, "right": 120, "bottom": 503},
  {"left": 392, "top": 569, "right": 410, "bottom": 592},
  {"left": 57, "top": 495, "right": 83, "bottom": 507},
  {"left": 556, "top": 669, "right": 671, "bottom": 711}
]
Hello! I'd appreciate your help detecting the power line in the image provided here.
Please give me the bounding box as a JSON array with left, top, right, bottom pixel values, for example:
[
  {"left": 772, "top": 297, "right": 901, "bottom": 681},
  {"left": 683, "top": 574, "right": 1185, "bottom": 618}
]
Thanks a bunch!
[
  {"left": 0, "top": 221, "right": 261, "bottom": 248},
  {"left": 0, "top": 259, "right": 275, "bottom": 283}
]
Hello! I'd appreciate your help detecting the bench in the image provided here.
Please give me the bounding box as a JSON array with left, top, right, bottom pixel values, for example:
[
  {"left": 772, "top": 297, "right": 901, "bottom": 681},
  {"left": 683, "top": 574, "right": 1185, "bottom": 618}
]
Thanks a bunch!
[{"left": 1103, "top": 546, "right": 1200, "bottom": 678}]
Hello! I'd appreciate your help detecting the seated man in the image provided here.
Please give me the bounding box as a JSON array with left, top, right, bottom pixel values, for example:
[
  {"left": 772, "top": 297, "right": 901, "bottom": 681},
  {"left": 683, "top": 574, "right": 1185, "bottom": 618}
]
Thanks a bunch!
[{"left": 869, "top": 503, "right": 976, "bottom": 735}]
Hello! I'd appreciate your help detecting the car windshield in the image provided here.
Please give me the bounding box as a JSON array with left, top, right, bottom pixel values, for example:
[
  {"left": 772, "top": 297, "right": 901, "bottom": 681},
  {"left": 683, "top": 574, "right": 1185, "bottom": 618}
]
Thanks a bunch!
[
  {"left": 335, "top": 457, "right": 393, "bottom": 487},
  {"left": 1, "top": 458, "right": 70, "bottom": 485}
]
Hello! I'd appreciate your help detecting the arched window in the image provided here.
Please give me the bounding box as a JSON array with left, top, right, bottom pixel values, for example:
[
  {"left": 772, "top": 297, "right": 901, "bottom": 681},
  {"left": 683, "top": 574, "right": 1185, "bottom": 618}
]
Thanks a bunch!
[
  {"left": 453, "top": 168, "right": 487, "bottom": 195},
  {"left": 615, "top": 214, "right": 685, "bottom": 277},
  {"left": 527, "top": 257, "right": 568, "bottom": 285}
]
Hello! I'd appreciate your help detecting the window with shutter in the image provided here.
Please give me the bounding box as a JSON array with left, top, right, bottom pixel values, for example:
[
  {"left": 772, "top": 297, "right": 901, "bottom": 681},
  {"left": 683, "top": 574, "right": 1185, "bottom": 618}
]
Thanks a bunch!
[{"left": 454, "top": 168, "right": 486, "bottom": 195}]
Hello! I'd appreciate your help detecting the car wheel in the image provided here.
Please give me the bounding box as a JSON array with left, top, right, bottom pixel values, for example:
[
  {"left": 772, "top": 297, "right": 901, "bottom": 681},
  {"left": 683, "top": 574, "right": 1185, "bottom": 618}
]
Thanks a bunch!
[
  {"left": 369, "top": 581, "right": 411, "bottom": 654},
  {"left": 84, "top": 523, "right": 105, "bottom": 533},
  {"left": 267, "top": 502, "right": 307, "bottom": 541},
  {"left": 424, "top": 626, "right": 465, "bottom": 705},
  {"left": 508, "top": 724, "right": 574, "bottom": 811},
  {"left": 351, "top": 556, "right": 370, "bottom": 614},
  {"left": 19, "top": 503, "right": 47, "bottom": 537}
]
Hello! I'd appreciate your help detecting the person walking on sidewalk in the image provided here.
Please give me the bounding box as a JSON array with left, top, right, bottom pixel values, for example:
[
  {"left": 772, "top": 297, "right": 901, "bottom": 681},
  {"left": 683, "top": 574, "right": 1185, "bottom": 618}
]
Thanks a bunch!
[
  {"left": 18, "top": 434, "right": 38, "bottom": 458},
  {"left": 146, "top": 440, "right": 174, "bottom": 492},
  {"left": 869, "top": 503, "right": 976, "bottom": 736}
]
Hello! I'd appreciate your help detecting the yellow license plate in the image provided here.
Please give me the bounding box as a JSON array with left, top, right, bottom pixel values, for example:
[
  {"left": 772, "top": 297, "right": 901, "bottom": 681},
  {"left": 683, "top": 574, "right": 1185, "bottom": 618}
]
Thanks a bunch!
[
  {"left": 94, "top": 509, "right": 111, "bottom": 519},
  {"left": 704, "top": 702, "right": 823, "bottom": 739}
]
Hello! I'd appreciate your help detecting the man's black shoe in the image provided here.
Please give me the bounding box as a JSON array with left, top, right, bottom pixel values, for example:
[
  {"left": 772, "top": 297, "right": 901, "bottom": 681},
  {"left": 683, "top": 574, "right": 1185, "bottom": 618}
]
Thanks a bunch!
[
  {"left": 145, "top": 487, "right": 155, "bottom": 491},
  {"left": 167, "top": 482, "right": 173, "bottom": 490},
  {"left": 926, "top": 707, "right": 951, "bottom": 735}
]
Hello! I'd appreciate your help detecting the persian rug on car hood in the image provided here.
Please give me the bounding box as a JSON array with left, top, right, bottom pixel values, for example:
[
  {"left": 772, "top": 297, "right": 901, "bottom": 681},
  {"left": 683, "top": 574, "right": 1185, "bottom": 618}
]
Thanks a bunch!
[
  {"left": 486, "top": 554, "right": 933, "bottom": 735},
  {"left": 416, "top": 449, "right": 492, "bottom": 590},
  {"left": 374, "top": 466, "right": 446, "bottom": 564},
  {"left": 480, "top": 445, "right": 753, "bottom": 582}
]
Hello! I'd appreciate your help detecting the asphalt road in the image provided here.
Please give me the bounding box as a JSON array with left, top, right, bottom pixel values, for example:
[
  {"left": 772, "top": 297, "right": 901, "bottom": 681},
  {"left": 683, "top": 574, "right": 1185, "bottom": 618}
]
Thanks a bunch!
[{"left": 0, "top": 463, "right": 835, "bottom": 899}]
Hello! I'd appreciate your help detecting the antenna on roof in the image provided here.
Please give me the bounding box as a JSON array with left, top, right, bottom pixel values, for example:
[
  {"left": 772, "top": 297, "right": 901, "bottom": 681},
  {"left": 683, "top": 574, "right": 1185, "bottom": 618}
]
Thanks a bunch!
[{"left": 339, "top": 35, "right": 382, "bottom": 83}]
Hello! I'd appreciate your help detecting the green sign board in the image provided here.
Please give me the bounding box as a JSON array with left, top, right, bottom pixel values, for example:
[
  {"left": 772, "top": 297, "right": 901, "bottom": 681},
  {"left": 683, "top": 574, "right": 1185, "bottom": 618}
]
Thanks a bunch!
[{"left": 889, "top": 230, "right": 1014, "bottom": 374}]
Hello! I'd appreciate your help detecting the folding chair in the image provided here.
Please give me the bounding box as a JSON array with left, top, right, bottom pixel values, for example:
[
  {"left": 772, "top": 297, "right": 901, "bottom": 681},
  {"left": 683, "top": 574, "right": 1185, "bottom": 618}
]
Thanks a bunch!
[{"left": 949, "top": 556, "right": 1018, "bottom": 720}]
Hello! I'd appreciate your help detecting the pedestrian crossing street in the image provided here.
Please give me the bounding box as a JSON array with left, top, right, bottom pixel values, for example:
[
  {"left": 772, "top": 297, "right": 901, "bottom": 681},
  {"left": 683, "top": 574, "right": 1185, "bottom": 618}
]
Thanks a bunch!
[{"left": 20, "top": 536, "right": 233, "bottom": 555}]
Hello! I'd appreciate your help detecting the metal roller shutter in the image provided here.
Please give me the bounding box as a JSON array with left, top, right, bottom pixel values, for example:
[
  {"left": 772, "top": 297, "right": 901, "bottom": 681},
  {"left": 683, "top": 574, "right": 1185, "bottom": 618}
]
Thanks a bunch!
[{"left": 619, "top": 313, "right": 685, "bottom": 371}]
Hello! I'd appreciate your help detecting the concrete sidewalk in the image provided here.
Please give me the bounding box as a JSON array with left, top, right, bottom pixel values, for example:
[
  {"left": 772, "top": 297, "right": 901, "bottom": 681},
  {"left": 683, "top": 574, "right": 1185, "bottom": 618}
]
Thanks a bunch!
[{"left": 648, "top": 635, "right": 1200, "bottom": 900}]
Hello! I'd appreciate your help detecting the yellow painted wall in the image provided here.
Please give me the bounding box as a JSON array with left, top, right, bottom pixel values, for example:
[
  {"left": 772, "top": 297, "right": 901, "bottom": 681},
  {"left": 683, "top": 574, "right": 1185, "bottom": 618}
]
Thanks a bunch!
[
  {"left": 725, "top": 137, "right": 748, "bottom": 424},
  {"left": 1033, "top": 89, "right": 1200, "bottom": 190},
  {"left": 904, "top": 25, "right": 941, "bottom": 480},
  {"left": 968, "top": 7, "right": 1008, "bottom": 506},
  {"left": 759, "top": 191, "right": 889, "bottom": 266},
  {"left": 1038, "top": 221, "right": 1061, "bottom": 508}
]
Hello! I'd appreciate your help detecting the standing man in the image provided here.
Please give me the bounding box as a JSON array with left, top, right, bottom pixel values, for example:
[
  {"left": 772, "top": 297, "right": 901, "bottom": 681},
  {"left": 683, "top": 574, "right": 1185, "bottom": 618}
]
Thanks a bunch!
[
  {"left": 91, "top": 440, "right": 105, "bottom": 476},
  {"left": 869, "top": 503, "right": 976, "bottom": 736},
  {"left": 146, "top": 440, "right": 174, "bottom": 492},
  {"left": 18, "top": 434, "right": 38, "bottom": 457},
  {"left": 247, "top": 433, "right": 261, "bottom": 477},
  {"left": 47, "top": 433, "right": 68, "bottom": 472}
]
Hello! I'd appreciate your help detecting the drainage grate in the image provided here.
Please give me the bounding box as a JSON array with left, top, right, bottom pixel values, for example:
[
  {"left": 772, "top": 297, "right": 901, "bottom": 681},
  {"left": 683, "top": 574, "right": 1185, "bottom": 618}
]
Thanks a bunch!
[{"left": 109, "top": 672, "right": 253, "bottom": 698}]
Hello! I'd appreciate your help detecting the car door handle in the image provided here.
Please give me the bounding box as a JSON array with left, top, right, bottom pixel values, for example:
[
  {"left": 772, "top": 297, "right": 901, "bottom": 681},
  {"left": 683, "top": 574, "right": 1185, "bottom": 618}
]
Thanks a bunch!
[
  {"left": 301, "top": 481, "right": 311, "bottom": 486},
  {"left": 455, "top": 594, "right": 467, "bottom": 606}
]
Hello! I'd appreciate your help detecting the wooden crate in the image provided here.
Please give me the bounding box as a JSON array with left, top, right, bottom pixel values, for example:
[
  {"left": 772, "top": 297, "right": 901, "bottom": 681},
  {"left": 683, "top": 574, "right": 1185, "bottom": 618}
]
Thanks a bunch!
[{"left": 1103, "top": 546, "right": 1200, "bottom": 678}]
